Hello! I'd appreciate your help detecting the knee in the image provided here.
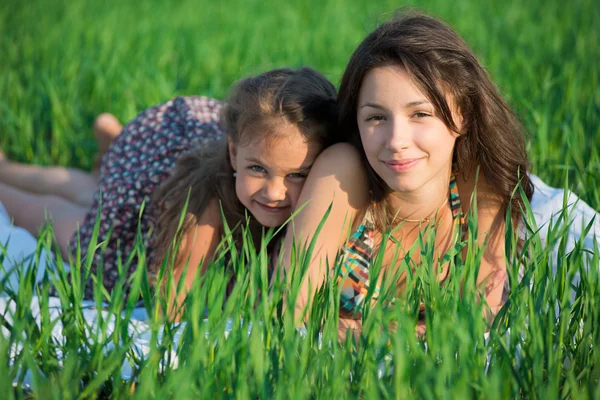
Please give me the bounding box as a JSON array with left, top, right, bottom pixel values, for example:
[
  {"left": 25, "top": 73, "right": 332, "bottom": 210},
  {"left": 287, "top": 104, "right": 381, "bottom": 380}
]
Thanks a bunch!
[
  {"left": 71, "top": 190, "right": 95, "bottom": 208},
  {"left": 31, "top": 194, "right": 80, "bottom": 225},
  {"left": 8, "top": 193, "right": 66, "bottom": 236},
  {"left": 37, "top": 194, "right": 66, "bottom": 215}
]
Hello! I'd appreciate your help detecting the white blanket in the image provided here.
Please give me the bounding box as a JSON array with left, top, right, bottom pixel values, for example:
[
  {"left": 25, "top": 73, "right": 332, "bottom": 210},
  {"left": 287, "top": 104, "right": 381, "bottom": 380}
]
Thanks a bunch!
[
  {"left": 0, "top": 202, "right": 70, "bottom": 292},
  {"left": 528, "top": 175, "right": 599, "bottom": 252}
]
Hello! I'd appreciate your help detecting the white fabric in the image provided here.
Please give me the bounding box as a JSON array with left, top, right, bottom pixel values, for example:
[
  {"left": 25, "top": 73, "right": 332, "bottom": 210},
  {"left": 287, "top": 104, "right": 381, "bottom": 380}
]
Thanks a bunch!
[
  {"left": 0, "top": 202, "right": 69, "bottom": 292},
  {"left": 528, "top": 174, "right": 600, "bottom": 252},
  {"left": 525, "top": 175, "right": 600, "bottom": 293}
]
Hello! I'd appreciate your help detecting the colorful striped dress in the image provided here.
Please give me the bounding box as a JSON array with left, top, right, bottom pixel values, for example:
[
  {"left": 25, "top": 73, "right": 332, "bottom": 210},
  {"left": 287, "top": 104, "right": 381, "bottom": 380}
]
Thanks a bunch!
[{"left": 336, "top": 173, "right": 465, "bottom": 318}]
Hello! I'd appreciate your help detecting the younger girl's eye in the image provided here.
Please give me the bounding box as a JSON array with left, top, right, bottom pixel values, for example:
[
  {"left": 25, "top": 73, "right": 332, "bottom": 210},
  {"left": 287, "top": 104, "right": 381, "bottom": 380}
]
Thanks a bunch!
[{"left": 249, "top": 165, "right": 266, "bottom": 174}]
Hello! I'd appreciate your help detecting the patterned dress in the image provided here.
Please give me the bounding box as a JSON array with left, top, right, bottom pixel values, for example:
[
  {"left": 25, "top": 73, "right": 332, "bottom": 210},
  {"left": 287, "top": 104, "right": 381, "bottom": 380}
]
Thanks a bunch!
[
  {"left": 336, "top": 173, "right": 465, "bottom": 318},
  {"left": 51, "top": 96, "right": 225, "bottom": 300}
]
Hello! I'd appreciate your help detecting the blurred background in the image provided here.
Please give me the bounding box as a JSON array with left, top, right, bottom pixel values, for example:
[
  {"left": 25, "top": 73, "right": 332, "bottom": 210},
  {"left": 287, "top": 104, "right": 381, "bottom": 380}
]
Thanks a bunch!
[{"left": 1, "top": 0, "right": 598, "bottom": 207}]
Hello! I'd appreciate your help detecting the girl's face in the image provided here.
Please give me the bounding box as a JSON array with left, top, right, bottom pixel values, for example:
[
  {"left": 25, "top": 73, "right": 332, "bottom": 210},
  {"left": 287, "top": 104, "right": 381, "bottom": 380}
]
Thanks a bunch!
[
  {"left": 356, "top": 65, "right": 460, "bottom": 196},
  {"left": 229, "top": 124, "right": 323, "bottom": 227}
]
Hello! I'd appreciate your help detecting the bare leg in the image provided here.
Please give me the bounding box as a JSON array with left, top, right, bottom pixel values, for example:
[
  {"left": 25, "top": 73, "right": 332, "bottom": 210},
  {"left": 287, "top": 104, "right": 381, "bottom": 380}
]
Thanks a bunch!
[
  {"left": 0, "top": 161, "right": 98, "bottom": 207},
  {"left": 0, "top": 182, "right": 88, "bottom": 259},
  {"left": 0, "top": 113, "right": 123, "bottom": 207}
]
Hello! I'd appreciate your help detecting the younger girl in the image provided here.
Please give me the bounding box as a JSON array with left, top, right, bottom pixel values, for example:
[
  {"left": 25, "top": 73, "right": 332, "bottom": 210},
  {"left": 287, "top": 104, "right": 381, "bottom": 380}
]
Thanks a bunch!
[
  {"left": 0, "top": 67, "right": 338, "bottom": 302},
  {"left": 282, "top": 12, "right": 533, "bottom": 336}
]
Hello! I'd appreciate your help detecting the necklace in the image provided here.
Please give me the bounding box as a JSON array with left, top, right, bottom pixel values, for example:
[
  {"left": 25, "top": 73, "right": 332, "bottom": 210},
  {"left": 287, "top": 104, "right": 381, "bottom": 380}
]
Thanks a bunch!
[{"left": 397, "top": 196, "right": 449, "bottom": 224}]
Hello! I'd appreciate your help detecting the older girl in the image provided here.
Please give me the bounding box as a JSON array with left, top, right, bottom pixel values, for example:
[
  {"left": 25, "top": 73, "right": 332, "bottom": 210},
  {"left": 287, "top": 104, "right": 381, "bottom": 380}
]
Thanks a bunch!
[{"left": 284, "top": 12, "right": 533, "bottom": 336}]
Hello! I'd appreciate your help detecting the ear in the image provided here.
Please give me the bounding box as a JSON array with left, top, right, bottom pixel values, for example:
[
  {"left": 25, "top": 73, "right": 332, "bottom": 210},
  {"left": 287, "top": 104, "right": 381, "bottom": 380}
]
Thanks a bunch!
[
  {"left": 227, "top": 137, "right": 237, "bottom": 170},
  {"left": 451, "top": 109, "right": 464, "bottom": 138},
  {"left": 447, "top": 96, "right": 464, "bottom": 137}
]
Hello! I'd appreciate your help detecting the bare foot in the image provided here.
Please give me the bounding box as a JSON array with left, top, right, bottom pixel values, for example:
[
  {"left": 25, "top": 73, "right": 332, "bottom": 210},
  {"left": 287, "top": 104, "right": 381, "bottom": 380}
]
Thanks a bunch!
[
  {"left": 93, "top": 113, "right": 123, "bottom": 173},
  {"left": 94, "top": 113, "right": 123, "bottom": 154}
]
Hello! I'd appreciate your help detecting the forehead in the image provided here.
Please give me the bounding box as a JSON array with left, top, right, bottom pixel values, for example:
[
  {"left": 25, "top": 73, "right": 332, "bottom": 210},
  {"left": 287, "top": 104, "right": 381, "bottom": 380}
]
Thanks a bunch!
[
  {"left": 239, "top": 123, "right": 323, "bottom": 168},
  {"left": 358, "top": 65, "right": 425, "bottom": 104},
  {"left": 357, "top": 65, "right": 461, "bottom": 124}
]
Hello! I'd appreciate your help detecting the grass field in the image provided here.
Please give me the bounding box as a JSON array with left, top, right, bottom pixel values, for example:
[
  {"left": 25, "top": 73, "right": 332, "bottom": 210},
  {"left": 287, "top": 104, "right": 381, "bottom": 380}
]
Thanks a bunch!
[{"left": 1, "top": 0, "right": 599, "bottom": 398}]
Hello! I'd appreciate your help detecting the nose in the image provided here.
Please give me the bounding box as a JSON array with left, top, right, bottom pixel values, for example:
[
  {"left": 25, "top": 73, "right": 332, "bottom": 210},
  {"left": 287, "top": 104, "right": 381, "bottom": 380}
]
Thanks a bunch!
[
  {"left": 386, "top": 118, "right": 411, "bottom": 152},
  {"left": 261, "top": 178, "right": 287, "bottom": 203}
]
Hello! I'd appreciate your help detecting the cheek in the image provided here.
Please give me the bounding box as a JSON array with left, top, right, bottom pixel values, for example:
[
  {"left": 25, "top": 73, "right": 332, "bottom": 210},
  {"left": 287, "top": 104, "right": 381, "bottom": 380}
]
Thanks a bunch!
[
  {"left": 414, "top": 134, "right": 438, "bottom": 151},
  {"left": 417, "top": 127, "right": 457, "bottom": 157},
  {"left": 360, "top": 129, "right": 386, "bottom": 173},
  {"left": 359, "top": 128, "right": 380, "bottom": 158},
  {"left": 438, "top": 133, "right": 458, "bottom": 155},
  {"left": 234, "top": 179, "right": 246, "bottom": 205},
  {"left": 236, "top": 175, "right": 258, "bottom": 200}
]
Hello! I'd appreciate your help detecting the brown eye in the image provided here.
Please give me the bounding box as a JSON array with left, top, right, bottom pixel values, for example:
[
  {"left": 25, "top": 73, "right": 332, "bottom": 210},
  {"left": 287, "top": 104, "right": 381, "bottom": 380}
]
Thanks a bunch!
[
  {"left": 412, "top": 111, "right": 431, "bottom": 119},
  {"left": 365, "top": 114, "right": 386, "bottom": 122}
]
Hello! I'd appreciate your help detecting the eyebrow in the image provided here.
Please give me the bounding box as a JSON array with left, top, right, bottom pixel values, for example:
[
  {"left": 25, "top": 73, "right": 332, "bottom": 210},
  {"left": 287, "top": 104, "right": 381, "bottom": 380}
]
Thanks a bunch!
[
  {"left": 359, "top": 99, "right": 430, "bottom": 110},
  {"left": 246, "top": 156, "right": 263, "bottom": 164}
]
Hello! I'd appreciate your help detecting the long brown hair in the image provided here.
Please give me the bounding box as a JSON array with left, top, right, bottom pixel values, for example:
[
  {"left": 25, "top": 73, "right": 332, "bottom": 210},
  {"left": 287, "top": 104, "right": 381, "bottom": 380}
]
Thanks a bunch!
[
  {"left": 151, "top": 67, "right": 337, "bottom": 274},
  {"left": 338, "top": 10, "right": 533, "bottom": 228}
]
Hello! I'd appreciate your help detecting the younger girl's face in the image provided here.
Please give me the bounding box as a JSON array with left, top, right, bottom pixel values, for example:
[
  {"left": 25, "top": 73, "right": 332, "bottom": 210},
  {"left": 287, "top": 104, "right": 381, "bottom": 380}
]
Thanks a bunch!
[{"left": 229, "top": 124, "right": 323, "bottom": 227}]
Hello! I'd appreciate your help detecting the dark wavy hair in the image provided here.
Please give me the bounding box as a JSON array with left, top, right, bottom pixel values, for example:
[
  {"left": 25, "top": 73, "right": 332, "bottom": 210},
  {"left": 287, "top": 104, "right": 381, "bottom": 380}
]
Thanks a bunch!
[
  {"left": 338, "top": 10, "right": 533, "bottom": 228},
  {"left": 152, "top": 67, "right": 338, "bottom": 275}
]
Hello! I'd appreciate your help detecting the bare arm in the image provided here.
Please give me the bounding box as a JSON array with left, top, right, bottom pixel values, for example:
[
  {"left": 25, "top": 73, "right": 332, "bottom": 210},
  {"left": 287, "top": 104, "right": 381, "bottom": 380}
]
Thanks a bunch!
[
  {"left": 282, "top": 143, "right": 371, "bottom": 323},
  {"left": 457, "top": 171, "right": 507, "bottom": 317},
  {"left": 166, "top": 198, "right": 222, "bottom": 318}
]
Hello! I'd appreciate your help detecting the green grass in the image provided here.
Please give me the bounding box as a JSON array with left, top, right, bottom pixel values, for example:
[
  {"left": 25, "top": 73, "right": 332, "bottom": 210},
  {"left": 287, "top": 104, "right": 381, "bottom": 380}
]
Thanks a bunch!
[
  {"left": 1, "top": 0, "right": 599, "bottom": 202},
  {"left": 0, "top": 0, "right": 599, "bottom": 398},
  {"left": 1, "top": 192, "right": 599, "bottom": 398}
]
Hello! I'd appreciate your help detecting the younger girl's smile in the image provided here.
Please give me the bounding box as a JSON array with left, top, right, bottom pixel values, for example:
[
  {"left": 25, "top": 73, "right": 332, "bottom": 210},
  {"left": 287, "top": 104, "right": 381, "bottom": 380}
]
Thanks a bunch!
[{"left": 255, "top": 202, "right": 289, "bottom": 213}]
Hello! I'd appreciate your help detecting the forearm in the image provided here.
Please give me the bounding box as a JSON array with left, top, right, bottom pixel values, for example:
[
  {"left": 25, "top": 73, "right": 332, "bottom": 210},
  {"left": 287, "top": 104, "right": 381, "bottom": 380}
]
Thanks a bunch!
[{"left": 281, "top": 144, "right": 370, "bottom": 324}]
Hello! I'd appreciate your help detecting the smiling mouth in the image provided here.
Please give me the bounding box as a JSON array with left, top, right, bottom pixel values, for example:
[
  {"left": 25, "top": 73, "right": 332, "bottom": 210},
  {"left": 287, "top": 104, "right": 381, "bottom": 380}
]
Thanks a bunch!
[
  {"left": 383, "top": 158, "right": 424, "bottom": 171},
  {"left": 255, "top": 202, "right": 289, "bottom": 213}
]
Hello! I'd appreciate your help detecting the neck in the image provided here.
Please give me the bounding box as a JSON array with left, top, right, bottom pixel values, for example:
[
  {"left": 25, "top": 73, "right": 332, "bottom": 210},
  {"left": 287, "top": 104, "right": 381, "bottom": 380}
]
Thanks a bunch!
[{"left": 386, "top": 172, "right": 451, "bottom": 224}]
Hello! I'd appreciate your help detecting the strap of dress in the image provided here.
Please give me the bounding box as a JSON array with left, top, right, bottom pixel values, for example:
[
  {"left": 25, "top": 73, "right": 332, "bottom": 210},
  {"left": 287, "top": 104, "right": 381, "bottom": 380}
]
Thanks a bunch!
[{"left": 448, "top": 173, "right": 467, "bottom": 240}]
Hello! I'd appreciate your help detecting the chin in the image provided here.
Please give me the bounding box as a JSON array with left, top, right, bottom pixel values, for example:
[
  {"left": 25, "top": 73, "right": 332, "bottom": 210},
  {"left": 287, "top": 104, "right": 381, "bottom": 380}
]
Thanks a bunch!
[
  {"left": 384, "top": 179, "right": 422, "bottom": 193},
  {"left": 374, "top": 170, "right": 412, "bottom": 191},
  {"left": 256, "top": 218, "right": 285, "bottom": 228},
  {"left": 251, "top": 211, "right": 284, "bottom": 227}
]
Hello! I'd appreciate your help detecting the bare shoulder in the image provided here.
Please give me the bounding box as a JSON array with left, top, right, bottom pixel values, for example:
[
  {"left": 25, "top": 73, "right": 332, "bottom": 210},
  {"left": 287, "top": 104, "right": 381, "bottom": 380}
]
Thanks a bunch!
[
  {"left": 313, "top": 142, "right": 362, "bottom": 164},
  {"left": 177, "top": 197, "right": 223, "bottom": 273},
  {"left": 178, "top": 198, "right": 222, "bottom": 258},
  {"left": 311, "top": 143, "right": 365, "bottom": 177},
  {"left": 285, "top": 142, "right": 370, "bottom": 260},
  {"left": 303, "top": 142, "right": 370, "bottom": 211},
  {"left": 455, "top": 166, "right": 503, "bottom": 217},
  {"left": 166, "top": 197, "right": 223, "bottom": 318}
]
